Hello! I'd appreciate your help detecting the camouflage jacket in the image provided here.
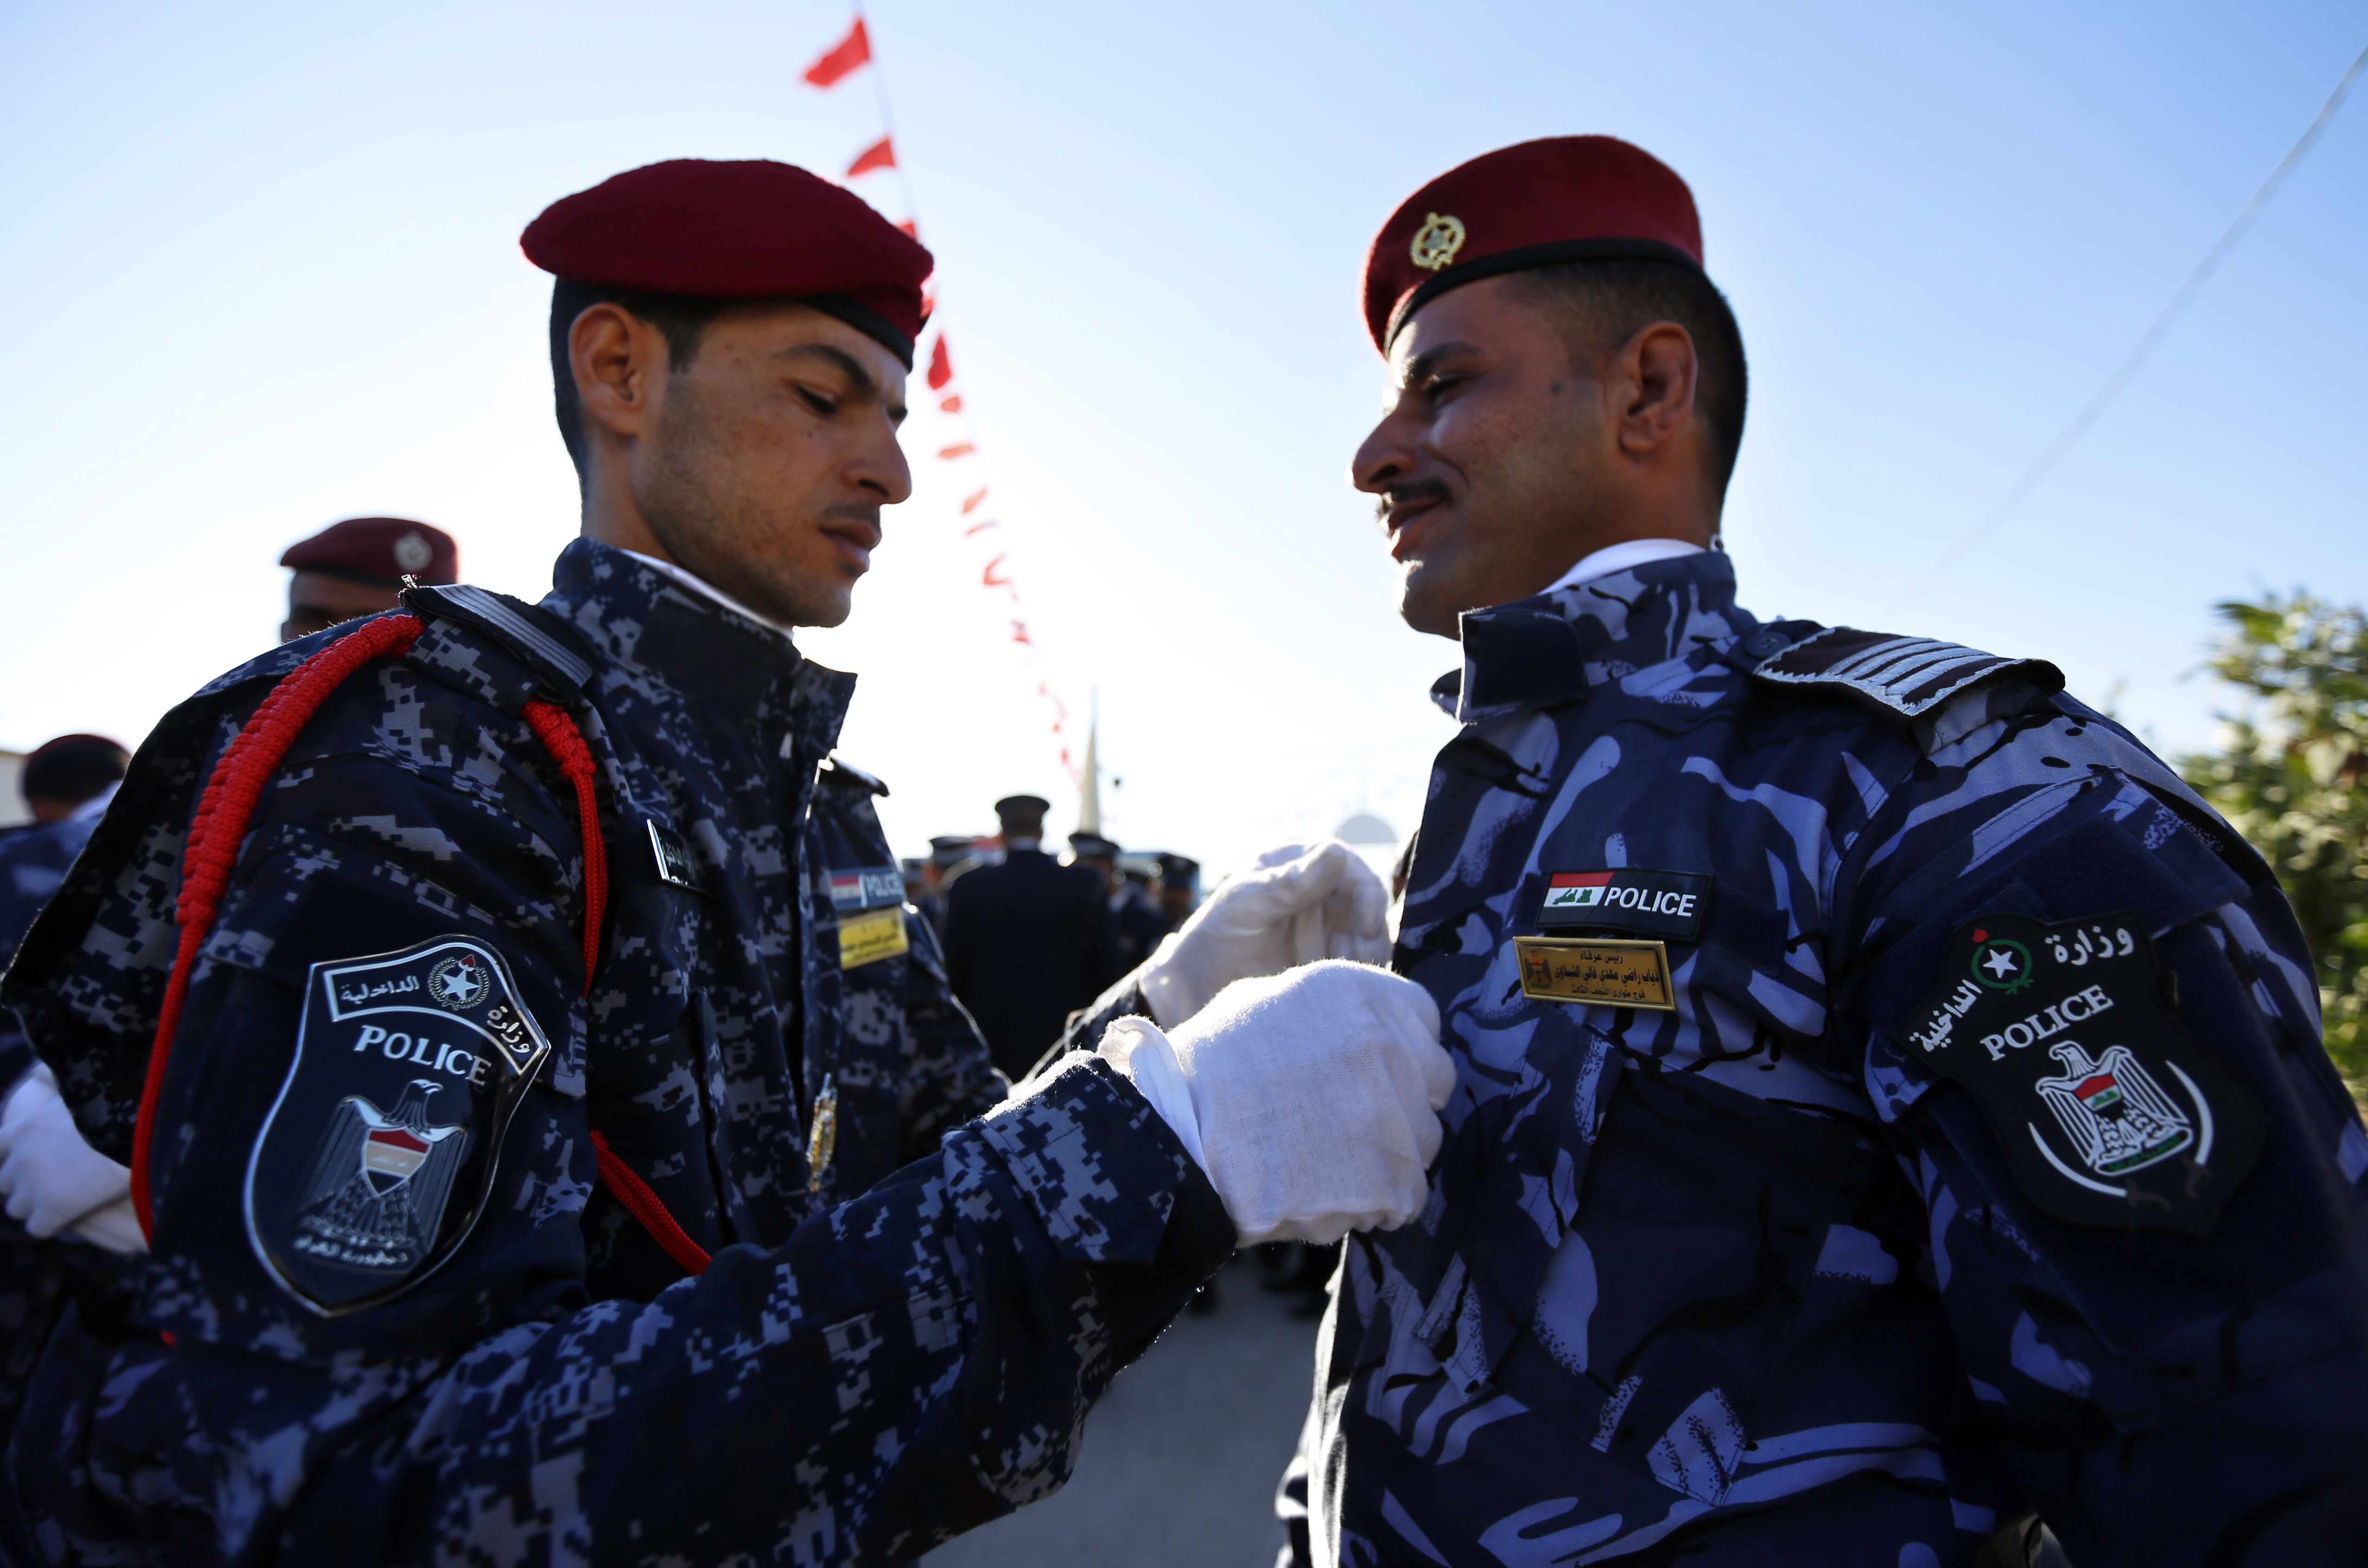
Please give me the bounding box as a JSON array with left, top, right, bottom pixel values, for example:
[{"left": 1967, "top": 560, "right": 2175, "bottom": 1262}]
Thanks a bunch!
[
  {"left": 1281, "top": 553, "right": 2368, "bottom": 1567},
  {"left": 1, "top": 539, "right": 1229, "bottom": 1565},
  {"left": 0, "top": 809, "right": 119, "bottom": 1498}
]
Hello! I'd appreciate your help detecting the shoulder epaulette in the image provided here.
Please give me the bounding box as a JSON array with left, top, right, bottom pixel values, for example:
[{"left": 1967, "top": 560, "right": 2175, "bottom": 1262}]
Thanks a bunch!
[
  {"left": 402, "top": 582, "right": 593, "bottom": 697},
  {"left": 1745, "top": 625, "right": 2062, "bottom": 721},
  {"left": 819, "top": 755, "right": 890, "bottom": 797}
]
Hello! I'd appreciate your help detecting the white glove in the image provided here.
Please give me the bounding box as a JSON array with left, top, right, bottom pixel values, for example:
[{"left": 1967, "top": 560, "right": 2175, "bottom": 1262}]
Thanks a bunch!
[
  {"left": 1101, "top": 960, "right": 1451, "bottom": 1247},
  {"left": 1139, "top": 841, "right": 1390, "bottom": 1029},
  {"left": 66, "top": 1198, "right": 144, "bottom": 1255},
  {"left": 0, "top": 1065, "right": 143, "bottom": 1253}
]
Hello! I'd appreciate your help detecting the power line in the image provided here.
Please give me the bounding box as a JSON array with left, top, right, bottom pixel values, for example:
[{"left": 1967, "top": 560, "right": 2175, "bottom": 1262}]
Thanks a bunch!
[{"left": 1904, "top": 40, "right": 2368, "bottom": 602}]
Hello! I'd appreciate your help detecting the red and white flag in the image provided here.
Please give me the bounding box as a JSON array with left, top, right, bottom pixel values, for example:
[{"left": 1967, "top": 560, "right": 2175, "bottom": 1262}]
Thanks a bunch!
[{"left": 803, "top": 18, "right": 871, "bottom": 87}]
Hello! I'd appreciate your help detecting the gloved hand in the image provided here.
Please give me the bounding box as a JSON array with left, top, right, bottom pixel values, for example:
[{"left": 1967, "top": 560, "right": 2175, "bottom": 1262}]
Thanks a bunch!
[
  {"left": 65, "top": 1197, "right": 145, "bottom": 1255},
  {"left": 1100, "top": 960, "right": 1451, "bottom": 1247},
  {"left": 0, "top": 1064, "right": 143, "bottom": 1253},
  {"left": 1138, "top": 840, "right": 1391, "bottom": 1029}
]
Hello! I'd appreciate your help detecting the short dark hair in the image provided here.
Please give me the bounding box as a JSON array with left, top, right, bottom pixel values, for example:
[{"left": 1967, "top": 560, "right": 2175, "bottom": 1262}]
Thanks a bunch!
[
  {"left": 1504, "top": 258, "right": 1749, "bottom": 495},
  {"left": 22, "top": 734, "right": 128, "bottom": 808},
  {"left": 548, "top": 279, "right": 731, "bottom": 479}
]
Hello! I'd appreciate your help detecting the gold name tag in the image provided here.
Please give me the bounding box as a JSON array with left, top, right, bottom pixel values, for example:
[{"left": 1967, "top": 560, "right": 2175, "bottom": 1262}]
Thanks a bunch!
[
  {"left": 1513, "top": 936, "right": 1676, "bottom": 1010},
  {"left": 837, "top": 906, "right": 910, "bottom": 970}
]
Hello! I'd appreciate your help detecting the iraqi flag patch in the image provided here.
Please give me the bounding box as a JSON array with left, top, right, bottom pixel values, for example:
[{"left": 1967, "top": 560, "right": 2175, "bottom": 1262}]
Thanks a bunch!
[
  {"left": 1538, "top": 868, "right": 1714, "bottom": 941},
  {"left": 244, "top": 935, "right": 551, "bottom": 1315}
]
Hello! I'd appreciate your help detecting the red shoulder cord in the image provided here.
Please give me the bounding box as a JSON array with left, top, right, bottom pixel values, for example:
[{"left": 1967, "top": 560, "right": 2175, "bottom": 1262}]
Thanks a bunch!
[{"left": 131, "top": 611, "right": 711, "bottom": 1278}]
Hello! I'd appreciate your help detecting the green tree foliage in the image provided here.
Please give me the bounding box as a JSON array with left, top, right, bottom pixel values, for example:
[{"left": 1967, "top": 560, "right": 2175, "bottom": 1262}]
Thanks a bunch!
[{"left": 2179, "top": 593, "right": 2368, "bottom": 1091}]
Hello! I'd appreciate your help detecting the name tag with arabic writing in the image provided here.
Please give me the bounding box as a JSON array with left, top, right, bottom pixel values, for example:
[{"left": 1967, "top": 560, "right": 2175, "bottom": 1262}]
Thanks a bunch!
[
  {"left": 1512, "top": 936, "right": 1675, "bottom": 1010},
  {"left": 837, "top": 905, "right": 910, "bottom": 969}
]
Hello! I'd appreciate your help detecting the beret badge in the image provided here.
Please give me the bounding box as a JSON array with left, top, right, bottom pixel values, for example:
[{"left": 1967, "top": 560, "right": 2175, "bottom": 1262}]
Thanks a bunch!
[{"left": 1409, "top": 212, "right": 1467, "bottom": 272}]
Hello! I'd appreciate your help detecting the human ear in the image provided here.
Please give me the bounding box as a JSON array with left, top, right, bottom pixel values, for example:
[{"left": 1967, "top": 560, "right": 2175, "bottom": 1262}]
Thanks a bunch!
[
  {"left": 570, "top": 304, "right": 665, "bottom": 443},
  {"left": 1612, "top": 321, "right": 1698, "bottom": 457}
]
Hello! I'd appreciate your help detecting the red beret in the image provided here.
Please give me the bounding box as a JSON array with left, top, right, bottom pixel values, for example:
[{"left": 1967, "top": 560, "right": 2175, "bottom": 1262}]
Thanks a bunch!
[
  {"left": 521, "top": 159, "right": 934, "bottom": 367},
  {"left": 280, "top": 517, "right": 459, "bottom": 586},
  {"left": 1364, "top": 136, "right": 1704, "bottom": 352}
]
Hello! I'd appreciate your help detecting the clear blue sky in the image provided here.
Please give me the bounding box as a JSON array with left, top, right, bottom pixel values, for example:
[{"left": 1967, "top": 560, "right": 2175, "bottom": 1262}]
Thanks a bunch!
[{"left": 2, "top": 1, "right": 2361, "bottom": 872}]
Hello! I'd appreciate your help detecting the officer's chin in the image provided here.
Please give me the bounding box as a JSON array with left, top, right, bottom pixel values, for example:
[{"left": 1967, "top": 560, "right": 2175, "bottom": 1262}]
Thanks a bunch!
[
  {"left": 1396, "top": 560, "right": 1469, "bottom": 641},
  {"left": 796, "top": 581, "right": 859, "bottom": 630}
]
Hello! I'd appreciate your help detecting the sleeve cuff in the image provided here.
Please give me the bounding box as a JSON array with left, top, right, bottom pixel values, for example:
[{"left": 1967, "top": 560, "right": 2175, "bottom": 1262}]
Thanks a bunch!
[
  {"left": 972, "top": 1054, "right": 1223, "bottom": 1267},
  {"left": 1017, "top": 974, "right": 1157, "bottom": 1084},
  {"left": 1094, "top": 1016, "right": 1207, "bottom": 1174}
]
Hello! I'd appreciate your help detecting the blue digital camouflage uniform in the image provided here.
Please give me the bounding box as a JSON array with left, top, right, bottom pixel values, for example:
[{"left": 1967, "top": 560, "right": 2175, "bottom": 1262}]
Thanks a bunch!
[
  {"left": 1278, "top": 552, "right": 2368, "bottom": 1567},
  {"left": 0, "top": 538, "right": 1231, "bottom": 1565},
  {"left": 0, "top": 811, "right": 118, "bottom": 1471}
]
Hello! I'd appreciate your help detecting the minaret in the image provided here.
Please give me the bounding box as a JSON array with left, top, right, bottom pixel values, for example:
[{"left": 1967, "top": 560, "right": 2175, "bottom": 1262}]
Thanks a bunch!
[{"left": 1077, "top": 690, "right": 1102, "bottom": 835}]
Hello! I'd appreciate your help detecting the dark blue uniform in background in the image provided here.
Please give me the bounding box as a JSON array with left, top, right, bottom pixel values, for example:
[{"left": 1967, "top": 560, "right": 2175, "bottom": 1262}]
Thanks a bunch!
[
  {"left": 1108, "top": 880, "right": 1171, "bottom": 976},
  {"left": 1280, "top": 553, "right": 2368, "bottom": 1566},
  {"left": 2, "top": 540, "right": 1230, "bottom": 1565},
  {"left": 944, "top": 848, "right": 1116, "bottom": 1080}
]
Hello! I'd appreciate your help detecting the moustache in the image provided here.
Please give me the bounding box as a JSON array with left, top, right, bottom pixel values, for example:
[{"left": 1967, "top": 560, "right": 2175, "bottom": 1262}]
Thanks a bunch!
[{"left": 1376, "top": 479, "right": 1452, "bottom": 525}]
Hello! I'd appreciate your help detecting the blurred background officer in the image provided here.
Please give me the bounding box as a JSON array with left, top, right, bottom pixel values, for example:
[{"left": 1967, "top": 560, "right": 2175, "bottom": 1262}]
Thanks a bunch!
[
  {"left": 946, "top": 795, "right": 1117, "bottom": 1079},
  {"left": 1103, "top": 844, "right": 1170, "bottom": 974},
  {"left": 930, "top": 831, "right": 985, "bottom": 882},
  {"left": 0, "top": 159, "right": 1440, "bottom": 1567},
  {"left": 278, "top": 514, "right": 459, "bottom": 641},
  {"left": 0, "top": 736, "right": 128, "bottom": 957},
  {"left": 0, "top": 734, "right": 125, "bottom": 841},
  {"left": 909, "top": 833, "right": 978, "bottom": 939},
  {"left": 1068, "top": 829, "right": 1158, "bottom": 980},
  {"left": 1279, "top": 134, "right": 2368, "bottom": 1567},
  {"left": 1156, "top": 853, "right": 1200, "bottom": 931},
  {"left": 0, "top": 733, "right": 139, "bottom": 1467},
  {"left": 1068, "top": 828, "right": 1119, "bottom": 885}
]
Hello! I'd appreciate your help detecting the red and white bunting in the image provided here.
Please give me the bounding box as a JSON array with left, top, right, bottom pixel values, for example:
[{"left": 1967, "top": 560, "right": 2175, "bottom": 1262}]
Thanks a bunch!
[
  {"left": 802, "top": 17, "right": 871, "bottom": 87},
  {"left": 802, "top": 11, "right": 1080, "bottom": 784}
]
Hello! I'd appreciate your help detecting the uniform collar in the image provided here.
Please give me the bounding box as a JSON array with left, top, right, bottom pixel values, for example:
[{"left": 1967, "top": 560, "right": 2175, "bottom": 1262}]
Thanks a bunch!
[
  {"left": 617, "top": 548, "right": 800, "bottom": 642},
  {"left": 1436, "top": 549, "right": 1747, "bottom": 722},
  {"left": 546, "top": 538, "right": 839, "bottom": 722},
  {"left": 1538, "top": 537, "right": 1706, "bottom": 595}
]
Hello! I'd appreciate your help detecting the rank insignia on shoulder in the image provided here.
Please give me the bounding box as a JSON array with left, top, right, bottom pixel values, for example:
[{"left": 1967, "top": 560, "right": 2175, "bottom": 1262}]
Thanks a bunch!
[
  {"left": 1538, "top": 867, "right": 1712, "bottom": 941},
  {"left": 1898, "top": 913, "right": 2262, "bottom": 1234},
  {"left": 245, "top": 935, "right": 552, "bottom": 1314},
  {"left": 1749, "top": 626, "right": 2063, "bottom": 721}
]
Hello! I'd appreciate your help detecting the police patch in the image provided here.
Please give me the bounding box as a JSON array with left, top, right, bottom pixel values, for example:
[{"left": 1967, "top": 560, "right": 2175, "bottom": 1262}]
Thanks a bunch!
[
  {"left": 1899, "top": 912, "right": 2262, "bottom": 1234},
  {"left": 827, "top": 863, "right": 904, "bottom": 913},
  {"left": 1537, "top": 867, "right": 1713, "bottom": 940},
  {"left": 245, "top": 935, "right": 551, "bottom": 1314}
]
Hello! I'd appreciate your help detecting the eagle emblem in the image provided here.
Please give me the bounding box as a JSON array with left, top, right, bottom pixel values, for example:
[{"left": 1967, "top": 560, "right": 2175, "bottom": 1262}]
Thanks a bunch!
[
  {"left": 290, "top": 1080, "right": 470, "bottom": 1268},
  {"left": 2033, "top": 1041, "right": 2194, "bottom": 1180}
]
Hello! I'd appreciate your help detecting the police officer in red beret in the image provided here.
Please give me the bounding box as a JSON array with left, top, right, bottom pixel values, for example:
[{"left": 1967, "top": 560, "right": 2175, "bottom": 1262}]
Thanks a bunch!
[
  {"left": 278, "top": 516, "right": 460, "bottom": 642},
  {"left": 1279, "top": 135, "right": 2368, "bottom": 1566},
  {"left": 0, "top": 160, "right": 1444, "bottom": 1564}
]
